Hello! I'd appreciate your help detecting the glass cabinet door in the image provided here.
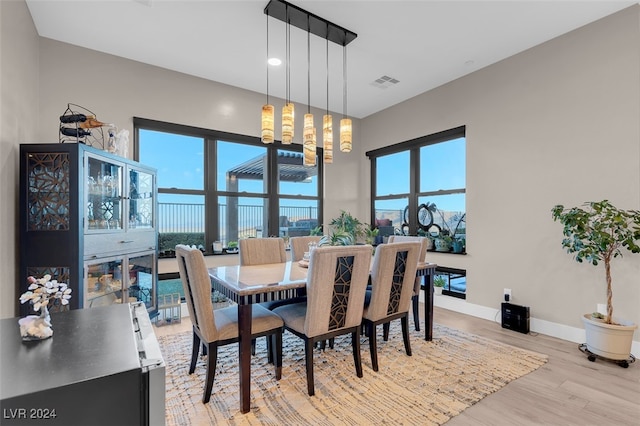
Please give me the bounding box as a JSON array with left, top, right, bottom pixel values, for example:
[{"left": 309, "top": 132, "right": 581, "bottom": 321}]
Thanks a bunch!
[
  {"left": 85, "top": 258, "right": 124, "bottom": 308},
  {"left": 86, "top": 155, "right": 123, "bottom": 231},
  {"left": 128, "top": 167, "right": 154, "bottom": 229},
  {"left": 26, "top": 151, "right": 71, "bottom": 231},
  {"left": 127, "top": 252, "right": 156, "bottom": 311}
]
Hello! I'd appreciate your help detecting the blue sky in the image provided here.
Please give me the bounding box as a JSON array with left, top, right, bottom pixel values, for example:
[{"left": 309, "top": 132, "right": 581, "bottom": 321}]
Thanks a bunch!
[{"left": 139, "top": 129, "right": 465, "bottom": 213}]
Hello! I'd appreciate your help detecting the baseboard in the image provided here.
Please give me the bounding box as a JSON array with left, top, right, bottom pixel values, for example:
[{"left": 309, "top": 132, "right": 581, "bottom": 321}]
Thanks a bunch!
[{"left": 432, "top": 295, "right": 640, "bottom": 358}]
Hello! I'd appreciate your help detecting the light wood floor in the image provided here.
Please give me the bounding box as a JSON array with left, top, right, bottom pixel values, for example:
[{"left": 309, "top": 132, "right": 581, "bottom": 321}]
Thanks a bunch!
[{"left": 154, "top": 305, "right": 640, "bottom": 425}]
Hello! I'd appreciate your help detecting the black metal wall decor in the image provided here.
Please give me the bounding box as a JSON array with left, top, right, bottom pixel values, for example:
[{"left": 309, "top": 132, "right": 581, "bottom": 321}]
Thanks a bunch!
[{"left": 59, "top": 103, "right": 109, "bottom": 149}]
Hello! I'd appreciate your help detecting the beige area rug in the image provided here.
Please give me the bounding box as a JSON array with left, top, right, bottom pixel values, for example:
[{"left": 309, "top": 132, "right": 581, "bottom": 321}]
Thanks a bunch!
[{"left": 161, "top": 322, "right": 547, "bottom": 425}]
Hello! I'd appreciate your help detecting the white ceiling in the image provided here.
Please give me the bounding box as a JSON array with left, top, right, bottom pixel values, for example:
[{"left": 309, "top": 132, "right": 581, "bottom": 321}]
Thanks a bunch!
[{"left": 26, "top": 0, "right": 636, "bottom": 119}]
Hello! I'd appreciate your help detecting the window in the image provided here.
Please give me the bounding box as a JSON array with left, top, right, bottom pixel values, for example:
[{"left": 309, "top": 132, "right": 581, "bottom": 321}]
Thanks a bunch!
[
  {"left": 366, "top": 126, "right": 466, "bottom": 296},
  {"left": 367, "top": 127, "right": 465, "bottom": 238},
  {"left": 134, "top": 118, "right": 323, "bottom": 255}
]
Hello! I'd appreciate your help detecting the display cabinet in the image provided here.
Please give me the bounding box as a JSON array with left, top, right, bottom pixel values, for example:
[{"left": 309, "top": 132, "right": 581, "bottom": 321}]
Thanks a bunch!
[{"left": 19, "top": 143, "right": 158, "bottom": 316}]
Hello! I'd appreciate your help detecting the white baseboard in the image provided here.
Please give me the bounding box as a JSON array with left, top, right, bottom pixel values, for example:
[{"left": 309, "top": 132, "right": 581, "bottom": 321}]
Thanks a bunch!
[{"left": 432, "top": 295, "right": 639, "bottom": 358}]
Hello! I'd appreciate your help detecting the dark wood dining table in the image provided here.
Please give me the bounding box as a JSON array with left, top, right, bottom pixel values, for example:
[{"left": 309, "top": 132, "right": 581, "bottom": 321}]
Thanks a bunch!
[{"left": 208, "top": 259, "right": 437, "bottom": 414}]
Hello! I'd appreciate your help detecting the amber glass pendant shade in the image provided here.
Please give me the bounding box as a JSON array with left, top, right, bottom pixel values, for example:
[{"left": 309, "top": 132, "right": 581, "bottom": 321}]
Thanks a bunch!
[
  {"left": 282, "top": 103, "right": 295, "bottom": 144},
  {"left": 304, "top": 120, "right": 316, "bottom": 167},
  {"left": 261, "top": 104, "right": 275, "bottom": 143},
  {"left": 340, "top": 118, "right": 352, "bottom": 152},
  {"left": 323, "top": 114, "right": 333, "bottom": 163}
]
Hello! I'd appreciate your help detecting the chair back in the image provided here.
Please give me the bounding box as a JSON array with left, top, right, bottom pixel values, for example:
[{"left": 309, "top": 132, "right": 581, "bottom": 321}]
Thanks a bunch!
[
  {"left": 364, "top": 241, "right": 420, "bottom": 322},
  {"left": 175, "top": 244, "right": 218, "bottom": 342},
  {"left": 289, "top": 235, "right": 322, "bottom": 261},
  {"left": 387, "top": 235, "right": 428, "bottom": 262},
  {"left": 239, "top": 237, "right": 287, "bottom": 265},
  {"left": 304, "top": 245, "right": 373, "bottom": 338}
]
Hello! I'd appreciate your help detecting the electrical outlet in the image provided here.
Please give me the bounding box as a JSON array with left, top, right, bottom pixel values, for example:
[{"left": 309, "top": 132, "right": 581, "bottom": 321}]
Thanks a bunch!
[{"left": 504, "top": 288, "right": 512, "bottom": 301}]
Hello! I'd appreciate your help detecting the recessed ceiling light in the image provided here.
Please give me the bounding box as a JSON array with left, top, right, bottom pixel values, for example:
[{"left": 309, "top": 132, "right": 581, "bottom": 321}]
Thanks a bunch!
[{"left": 268, "top": 58, "right": 282, "bottom": 66}]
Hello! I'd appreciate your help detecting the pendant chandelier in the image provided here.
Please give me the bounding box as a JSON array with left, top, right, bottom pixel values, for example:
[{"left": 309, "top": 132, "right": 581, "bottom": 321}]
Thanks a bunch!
[
  {"left": 261, "top": 14, "right": 274, "bottom": 144},
  {"left": 262, "top": 0, "right": 357, "bottom": 161},
  {"left": 323, "top": 34, "right": 333, "bottom": 164},
  {"left": 303, "top": 17, "right": 316, "bottom": 167}
]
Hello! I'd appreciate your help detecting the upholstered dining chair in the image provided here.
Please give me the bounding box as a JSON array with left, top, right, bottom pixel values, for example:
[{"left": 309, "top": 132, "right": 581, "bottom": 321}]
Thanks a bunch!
[
  {"left": 289, "top": 235, "right": 322, "bottom": 261},
  {"left": 272, "top": 244, "right": 373, "bottom": 396},
  {"left": 238, "top": 237, "right": 295, "bottom": 356},
  {"left": 175, "top": 244, "right": 284, "bottom": 404},
  {"left": 386, "top": 235, "right": 428, "bottom": 331},
  {"left": 362, "top": 241, "right": 420, "bottom": 372},
  {"left": 238, "top": 237, "right": 287, "bottom": 265}
]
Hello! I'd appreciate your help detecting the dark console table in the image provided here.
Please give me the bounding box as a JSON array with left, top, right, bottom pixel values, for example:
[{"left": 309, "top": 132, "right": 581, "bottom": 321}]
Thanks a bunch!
[{"left": 0, "top": 304, "right": 164, "bottom": 426}]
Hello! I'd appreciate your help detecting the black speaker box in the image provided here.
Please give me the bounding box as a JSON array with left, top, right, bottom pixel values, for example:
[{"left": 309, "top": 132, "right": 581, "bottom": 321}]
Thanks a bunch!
[{"left": 501, "top": 302, "right": 530, "bottom": 334}]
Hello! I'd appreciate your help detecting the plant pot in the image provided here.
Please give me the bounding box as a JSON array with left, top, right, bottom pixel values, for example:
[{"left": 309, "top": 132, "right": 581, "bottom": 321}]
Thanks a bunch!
[
  {"left": 434, "top": 238, "right": 451, "bottom": 252},
  {"left": 582, "top": 314, "right": 637, "bottom": 361},
  {"left": 452, "top": 240, "right": 464, "bottom": 253},
  {"left": 434, "top": 286, "right": 443, "bottom": 295}
]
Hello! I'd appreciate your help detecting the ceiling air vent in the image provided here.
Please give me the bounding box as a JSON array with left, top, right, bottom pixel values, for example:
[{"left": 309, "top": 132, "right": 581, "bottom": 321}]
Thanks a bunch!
[{"left": 371, "top": 75, "right": 400, "bottom": 90}]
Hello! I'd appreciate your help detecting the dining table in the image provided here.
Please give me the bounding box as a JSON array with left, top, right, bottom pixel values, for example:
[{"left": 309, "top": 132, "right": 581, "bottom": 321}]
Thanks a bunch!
[{"left": 208, "top": 259, "right": 437, "bottom": 414}]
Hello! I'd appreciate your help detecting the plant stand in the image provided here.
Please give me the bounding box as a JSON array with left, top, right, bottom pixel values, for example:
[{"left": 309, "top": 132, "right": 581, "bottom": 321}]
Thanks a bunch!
[{"left": 578, "top": 343, "right": 636, "bottom": 368}]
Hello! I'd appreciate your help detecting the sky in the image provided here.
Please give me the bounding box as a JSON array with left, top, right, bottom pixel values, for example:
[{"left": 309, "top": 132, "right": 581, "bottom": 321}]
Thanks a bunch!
[{"left": 139, "top": 129, "right": 465, "bottom": 228}]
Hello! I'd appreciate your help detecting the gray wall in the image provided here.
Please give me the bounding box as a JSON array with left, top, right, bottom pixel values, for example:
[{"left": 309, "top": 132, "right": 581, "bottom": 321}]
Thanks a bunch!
[
  {"left": 2, "top": 1, "right": 638, "bottom": 353},
  {"left": 0, "top": 0, "right": 40, "bottom": 320},
  {"left": 361, "top": 5, "right": 639, "bottom": 346}
]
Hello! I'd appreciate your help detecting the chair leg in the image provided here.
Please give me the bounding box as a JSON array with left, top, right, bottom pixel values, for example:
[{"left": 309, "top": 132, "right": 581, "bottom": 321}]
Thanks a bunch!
[
  {"left": 189, "top": 331, "right": 201, "bottom": 374},
  {"left": 401, "top": 315, "right": 412, "bottom": 357},
  {"left": 202, "top": 343, "right": 218, "bottom": 404},
  {"left": 383, "top": 322, "right": 390, "bottom": 341},
  {"left": 328, "top": 338, "right": 335, "bottom": 349},
  {"left": 368, "top": 322, "right": 379, "bottom": 372},
  {"left": 352, "top": 330, "right": 363, "bottom": 378},
  {"left": 412, "top": 294, "right": 421, "bottom": 331},
  {"left": 272, "top": 331, "right": 283, "bottom": 380},
  {"left": 305, "top": 338, "right": 315, "bottom": 396},
  {"left": 267, "top": 335, "right": 273, "bottom": 364},
  {"left": 251, "top": 338, "right": 256, "bottom": 356}
]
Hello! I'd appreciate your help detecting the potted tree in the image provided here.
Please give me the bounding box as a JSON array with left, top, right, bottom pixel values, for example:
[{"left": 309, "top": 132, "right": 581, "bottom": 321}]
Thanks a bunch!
[{"left": 551, "top": 200, "right": 640, "bottom": 364}]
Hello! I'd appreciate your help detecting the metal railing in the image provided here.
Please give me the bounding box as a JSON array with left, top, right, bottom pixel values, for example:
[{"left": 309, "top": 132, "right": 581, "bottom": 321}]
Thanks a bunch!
[{"left": 158, "top": 202, "right": 318, "bottom": 239}]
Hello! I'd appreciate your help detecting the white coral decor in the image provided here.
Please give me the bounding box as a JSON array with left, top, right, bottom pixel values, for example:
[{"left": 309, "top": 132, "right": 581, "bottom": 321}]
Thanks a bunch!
[
  {"left": 20, "top": 274, "right": 72, "bottom": 312},
  {"left": 18, "top": 274, "right": 72, "bottom": 340}
]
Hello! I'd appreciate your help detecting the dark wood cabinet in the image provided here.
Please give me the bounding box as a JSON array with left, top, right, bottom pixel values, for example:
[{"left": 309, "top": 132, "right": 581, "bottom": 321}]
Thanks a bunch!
[{"left": 19, "top": 143, "right": 158, "bottom": 316}]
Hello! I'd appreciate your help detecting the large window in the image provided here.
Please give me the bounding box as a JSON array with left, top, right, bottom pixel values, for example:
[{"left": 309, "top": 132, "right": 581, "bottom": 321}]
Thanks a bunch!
[
  {"left": 367, "top": 127, "right": 466, "bottom": 297},
  {"left": 367, "top": 126, "right": 466, "bottom": 246},
  {"left": 135, "top": 118, "right": 323, "bottom": 255}
]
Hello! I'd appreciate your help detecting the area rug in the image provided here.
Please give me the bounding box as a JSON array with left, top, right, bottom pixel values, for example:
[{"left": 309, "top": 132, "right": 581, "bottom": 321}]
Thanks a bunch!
[{"left": 160, "top": 322, "right": 547, "bottom": 425}]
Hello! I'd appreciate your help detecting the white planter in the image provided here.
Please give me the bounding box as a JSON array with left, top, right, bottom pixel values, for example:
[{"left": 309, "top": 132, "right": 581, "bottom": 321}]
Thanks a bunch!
[
  {"left": 434, "top": 286, "right": 443, "bottom": 296},
  {"left": 582, "top": 314, "right": 637, "bottom": 361}
]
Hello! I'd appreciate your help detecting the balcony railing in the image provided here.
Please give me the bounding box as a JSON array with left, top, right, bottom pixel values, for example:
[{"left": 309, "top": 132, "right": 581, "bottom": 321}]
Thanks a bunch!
[{"left": 158, "top": 202, "right": 319, "bottom": 251}]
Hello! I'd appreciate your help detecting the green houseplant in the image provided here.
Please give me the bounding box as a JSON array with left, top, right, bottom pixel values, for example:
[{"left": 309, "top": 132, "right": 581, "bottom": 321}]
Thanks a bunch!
[
  {"left": 551, "top": 200, "right": 640, "bottom": 361},
  {"left": 433, "top": 275, "right": 446, "bottom": 295},
  {"left": 329, "top": 210, "right": 367, "bottom": 243}
]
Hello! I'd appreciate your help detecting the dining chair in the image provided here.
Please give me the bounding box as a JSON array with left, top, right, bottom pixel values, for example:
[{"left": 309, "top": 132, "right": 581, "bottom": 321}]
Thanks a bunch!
[
  {"left": 273, "top": 244, "right": 373, "bottom": 396},
  {"left": 289, "top": 235, "right": 322, "bottom": 261},
  {"left": 241, "top": 237, "right": 306, "bottom": 311},
  {"left": 175, "top": 244, "right": 284, "bottom": 404},
  {"left": 362, "top": 241, "right": 420, "bottom": 372},
  {"left": 238, "top": 237, "right": 287, "bottom": 265},
  {"left": 238, "top": 237, "right": 296, "bottom": 356},
  {"left": 386, "top": 235, "right": 428, "bottom": 331}
]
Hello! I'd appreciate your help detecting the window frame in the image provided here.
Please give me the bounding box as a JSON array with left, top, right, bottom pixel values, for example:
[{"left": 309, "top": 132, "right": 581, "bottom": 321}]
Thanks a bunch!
[
  {"left": 366, "top": 126, "right": 465, "bottom": 241},
  {"left": 133, "top": 117, "right": 324, "bottom": 250}
]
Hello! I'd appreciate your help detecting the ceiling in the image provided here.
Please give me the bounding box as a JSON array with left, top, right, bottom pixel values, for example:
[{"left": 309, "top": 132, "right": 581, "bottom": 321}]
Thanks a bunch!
[{"left": 26, "top": 0, "right": 636, "bottom": 119}]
